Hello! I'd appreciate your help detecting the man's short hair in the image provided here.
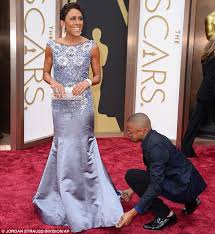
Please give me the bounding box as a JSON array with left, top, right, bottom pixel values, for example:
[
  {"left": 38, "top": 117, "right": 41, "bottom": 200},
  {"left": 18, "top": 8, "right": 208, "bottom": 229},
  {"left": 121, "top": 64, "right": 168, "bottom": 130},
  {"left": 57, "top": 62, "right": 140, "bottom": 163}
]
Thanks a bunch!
[{"left": 127, "top": 113, "right": 151, "bottom": 129}]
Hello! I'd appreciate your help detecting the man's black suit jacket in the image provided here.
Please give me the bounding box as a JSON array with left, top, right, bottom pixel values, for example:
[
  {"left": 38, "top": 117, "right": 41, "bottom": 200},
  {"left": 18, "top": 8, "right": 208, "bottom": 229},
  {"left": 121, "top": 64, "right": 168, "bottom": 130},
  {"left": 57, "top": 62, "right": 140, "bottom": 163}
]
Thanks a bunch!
[{"left": 134, "top": 130, "right": 207, "bottom": 214}]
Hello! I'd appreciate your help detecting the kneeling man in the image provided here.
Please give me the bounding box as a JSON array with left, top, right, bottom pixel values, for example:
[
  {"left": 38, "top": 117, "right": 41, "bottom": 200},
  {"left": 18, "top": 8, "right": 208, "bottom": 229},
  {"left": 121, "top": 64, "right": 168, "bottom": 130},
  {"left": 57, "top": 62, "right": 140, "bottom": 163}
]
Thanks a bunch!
[{"left": 116, "top": 113, "right": 207, "bottom": 230}]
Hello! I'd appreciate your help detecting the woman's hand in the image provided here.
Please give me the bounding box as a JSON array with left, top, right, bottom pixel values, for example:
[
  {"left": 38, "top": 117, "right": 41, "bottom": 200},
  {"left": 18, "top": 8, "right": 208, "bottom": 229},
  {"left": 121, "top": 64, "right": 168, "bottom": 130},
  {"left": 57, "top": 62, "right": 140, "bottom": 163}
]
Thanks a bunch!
[
  {"left": 51, "top": 80, "right": 65, "bottom": 98},
  {"left": 72, "top": 80, "right": 90, "bottom": 96}
]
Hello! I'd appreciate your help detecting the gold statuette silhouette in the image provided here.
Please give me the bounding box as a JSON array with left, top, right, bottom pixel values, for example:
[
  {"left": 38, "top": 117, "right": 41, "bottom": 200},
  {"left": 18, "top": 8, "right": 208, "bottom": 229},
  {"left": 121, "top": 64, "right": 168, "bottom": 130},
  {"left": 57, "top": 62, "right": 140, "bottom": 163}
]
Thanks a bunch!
[
  {"left": 90, "top": 28, "right": 120, "bottom": 133},
  {"left": 205, "top": 11, "right": 215, "bottom": 40}
]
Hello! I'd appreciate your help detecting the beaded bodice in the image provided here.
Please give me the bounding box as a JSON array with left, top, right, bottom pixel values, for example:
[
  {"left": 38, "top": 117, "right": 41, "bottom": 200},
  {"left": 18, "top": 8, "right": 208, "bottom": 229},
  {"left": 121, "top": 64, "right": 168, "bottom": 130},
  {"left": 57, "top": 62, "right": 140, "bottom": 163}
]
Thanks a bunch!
[{"left": 47, "top": 39, "right": 95, "bottom": 114}]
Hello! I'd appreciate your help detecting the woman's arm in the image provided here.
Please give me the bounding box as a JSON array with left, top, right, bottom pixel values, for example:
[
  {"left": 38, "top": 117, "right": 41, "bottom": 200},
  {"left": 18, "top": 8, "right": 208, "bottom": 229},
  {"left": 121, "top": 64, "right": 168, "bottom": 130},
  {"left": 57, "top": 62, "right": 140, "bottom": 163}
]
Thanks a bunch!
[
  {"left": 90, "top": 45, "right": 101, "bottom": 85},
  {"left": 43, "top": 46, "right": 65, "bottom": 98},
  {"left": 43, "top": 46, "right": 53, "bottom": 85},
  {"left": 72, "top": 45, "right": 101, "bottom": 96}
]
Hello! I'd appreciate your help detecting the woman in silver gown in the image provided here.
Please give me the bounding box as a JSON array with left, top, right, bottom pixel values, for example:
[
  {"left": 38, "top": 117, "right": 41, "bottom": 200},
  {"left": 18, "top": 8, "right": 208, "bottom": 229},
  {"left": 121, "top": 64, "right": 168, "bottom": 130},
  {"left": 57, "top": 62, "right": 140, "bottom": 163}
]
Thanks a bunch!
[{"left": 33, "top": 3, "right": 123, "bottom": 233}]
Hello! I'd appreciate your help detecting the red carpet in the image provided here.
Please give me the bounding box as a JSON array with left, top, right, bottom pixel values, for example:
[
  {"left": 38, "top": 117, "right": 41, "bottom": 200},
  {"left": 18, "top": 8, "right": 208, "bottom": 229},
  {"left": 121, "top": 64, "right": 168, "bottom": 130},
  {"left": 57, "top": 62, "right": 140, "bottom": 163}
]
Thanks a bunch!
[{"left": 0, "top": 137, "right": 215, "bottom": 233}]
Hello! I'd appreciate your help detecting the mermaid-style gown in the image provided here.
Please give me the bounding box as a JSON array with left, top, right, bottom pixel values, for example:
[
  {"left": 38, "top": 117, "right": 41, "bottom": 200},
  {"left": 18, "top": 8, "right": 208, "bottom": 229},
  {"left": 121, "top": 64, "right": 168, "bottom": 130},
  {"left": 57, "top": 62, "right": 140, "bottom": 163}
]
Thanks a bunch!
[{"left": 33, "top": 40, "right": 123, "bottom": 233}]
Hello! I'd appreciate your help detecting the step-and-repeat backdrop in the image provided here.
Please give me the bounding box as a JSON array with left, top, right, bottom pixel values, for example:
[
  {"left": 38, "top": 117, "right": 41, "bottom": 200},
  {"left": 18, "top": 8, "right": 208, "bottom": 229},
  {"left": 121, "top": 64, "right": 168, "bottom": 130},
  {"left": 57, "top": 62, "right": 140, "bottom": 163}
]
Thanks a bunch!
[
  {"left": 22, "top": 0, "right": 186, "bottom": 143},
  {"left": 135, "top": 0, "right": 186, "bottom": 140},
  {"left": 24, "top": 0, "right": 55, "bottom": 143}
]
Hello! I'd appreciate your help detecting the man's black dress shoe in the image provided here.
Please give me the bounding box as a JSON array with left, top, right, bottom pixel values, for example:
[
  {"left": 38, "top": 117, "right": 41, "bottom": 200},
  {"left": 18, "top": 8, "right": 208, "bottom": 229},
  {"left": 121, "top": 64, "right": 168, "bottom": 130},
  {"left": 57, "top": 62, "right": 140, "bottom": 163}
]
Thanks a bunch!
[
  {"left": 143, "top": 213, "right": 177, "bottom": 230},
  {"left": 182, "top": 198, "right": 201, "bottom": 215}
]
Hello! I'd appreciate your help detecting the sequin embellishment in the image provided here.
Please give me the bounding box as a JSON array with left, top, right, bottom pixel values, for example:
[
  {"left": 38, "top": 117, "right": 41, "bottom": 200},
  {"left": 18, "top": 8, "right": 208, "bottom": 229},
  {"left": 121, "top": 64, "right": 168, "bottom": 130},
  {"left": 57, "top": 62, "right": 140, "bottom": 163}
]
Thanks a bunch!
[{"left": 47, "top": 40, "right": 96, "bottom": 115}]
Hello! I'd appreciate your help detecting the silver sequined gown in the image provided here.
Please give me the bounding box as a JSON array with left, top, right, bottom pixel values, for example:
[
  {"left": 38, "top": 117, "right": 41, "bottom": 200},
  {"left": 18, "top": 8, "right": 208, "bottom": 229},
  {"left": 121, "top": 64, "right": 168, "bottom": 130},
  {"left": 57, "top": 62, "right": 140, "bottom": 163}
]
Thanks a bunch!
[{"left": 33, "top": 40, "right": 123, "bottom": 233}]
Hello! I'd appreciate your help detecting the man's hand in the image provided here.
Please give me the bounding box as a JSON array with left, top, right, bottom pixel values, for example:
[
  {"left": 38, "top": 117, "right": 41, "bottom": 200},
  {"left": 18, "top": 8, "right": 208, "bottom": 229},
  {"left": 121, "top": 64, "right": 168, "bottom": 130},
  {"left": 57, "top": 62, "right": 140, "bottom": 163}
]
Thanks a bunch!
[
  {"left": 120, "top": 188, "right": 134, "bottom": 202},
  {"left": 116, "top": 209, "right": 138, "bottom": 228}
]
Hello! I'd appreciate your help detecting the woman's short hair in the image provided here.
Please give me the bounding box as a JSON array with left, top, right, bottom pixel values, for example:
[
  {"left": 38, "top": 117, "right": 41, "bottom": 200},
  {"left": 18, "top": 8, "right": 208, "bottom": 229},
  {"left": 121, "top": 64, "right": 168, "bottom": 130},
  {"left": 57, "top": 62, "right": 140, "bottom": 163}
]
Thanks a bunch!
[{"left": 60, "top": 3, "right": 83, "bottom": 21}]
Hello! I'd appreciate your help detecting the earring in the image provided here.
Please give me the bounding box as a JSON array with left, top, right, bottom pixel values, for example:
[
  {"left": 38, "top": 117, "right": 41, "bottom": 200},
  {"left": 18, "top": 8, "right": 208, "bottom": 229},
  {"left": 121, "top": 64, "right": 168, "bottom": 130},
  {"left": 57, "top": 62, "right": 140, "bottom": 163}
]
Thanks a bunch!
[{"left": 61, "top": 26, "right": 66, "bottom": 37}]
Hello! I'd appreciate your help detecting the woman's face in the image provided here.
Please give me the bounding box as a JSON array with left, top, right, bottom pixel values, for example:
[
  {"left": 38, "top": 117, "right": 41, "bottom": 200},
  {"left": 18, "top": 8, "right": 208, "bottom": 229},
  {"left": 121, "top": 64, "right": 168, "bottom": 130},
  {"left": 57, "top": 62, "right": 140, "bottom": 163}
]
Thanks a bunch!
[{"left": 64, "top": 8, "right": 83, "bottom": 37}]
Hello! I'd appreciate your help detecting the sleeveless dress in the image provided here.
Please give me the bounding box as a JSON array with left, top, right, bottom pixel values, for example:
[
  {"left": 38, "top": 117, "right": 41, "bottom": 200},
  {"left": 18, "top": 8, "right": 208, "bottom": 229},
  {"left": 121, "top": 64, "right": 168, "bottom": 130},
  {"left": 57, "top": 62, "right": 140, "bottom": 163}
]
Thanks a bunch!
[{"left": 32, "top": 39, "right": 123, "bottom": 233}]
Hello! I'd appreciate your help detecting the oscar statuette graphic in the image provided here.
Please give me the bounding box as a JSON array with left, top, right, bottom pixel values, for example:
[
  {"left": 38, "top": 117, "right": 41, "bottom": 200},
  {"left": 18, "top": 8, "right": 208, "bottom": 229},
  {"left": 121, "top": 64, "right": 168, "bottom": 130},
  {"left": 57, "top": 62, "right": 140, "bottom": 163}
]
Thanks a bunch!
[
  {"left": 198, "top": 11, "right": 215, "bottom": 139},
  {"left": 89, "top": 28, "right": 120, "bottom": 132},
  {"left": 72, "top": 0, "right": 129, "bottom": 133}
]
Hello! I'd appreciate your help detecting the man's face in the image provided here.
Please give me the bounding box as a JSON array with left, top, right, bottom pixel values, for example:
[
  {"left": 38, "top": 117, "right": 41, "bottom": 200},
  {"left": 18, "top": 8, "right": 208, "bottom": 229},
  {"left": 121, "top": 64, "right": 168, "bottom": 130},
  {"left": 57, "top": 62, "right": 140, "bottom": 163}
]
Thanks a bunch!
[{"left": 127, "top": 122, "right": 143, "bottom": 143}]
